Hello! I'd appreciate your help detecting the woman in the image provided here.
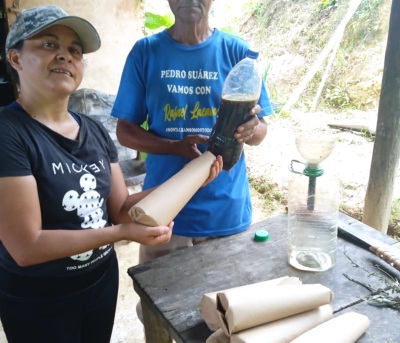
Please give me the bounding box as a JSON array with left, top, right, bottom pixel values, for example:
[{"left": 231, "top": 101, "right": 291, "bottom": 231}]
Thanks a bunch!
[{"left": 0, "top": 5, "right": 222, "bottom": 343}]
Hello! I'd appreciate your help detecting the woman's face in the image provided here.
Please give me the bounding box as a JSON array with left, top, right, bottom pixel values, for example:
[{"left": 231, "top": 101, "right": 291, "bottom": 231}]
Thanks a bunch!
[{"left": 9, "top": 25, "right": 84, "bottom": 98}]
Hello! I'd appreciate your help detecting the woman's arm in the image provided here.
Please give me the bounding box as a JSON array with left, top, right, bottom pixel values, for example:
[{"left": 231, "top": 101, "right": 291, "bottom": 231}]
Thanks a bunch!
[
  {"left": 106, "top": 162, "right": 153, "bottom": 224},
  {"left": 0, "top": 174, "right": 172, "bottom": 267},
  {"left": 107, "top": 155, "right": 223, "bottom": 225}
]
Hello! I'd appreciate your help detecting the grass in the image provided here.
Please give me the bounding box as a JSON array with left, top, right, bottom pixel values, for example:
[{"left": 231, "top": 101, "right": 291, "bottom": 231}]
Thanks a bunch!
[
  {"left": 242, "top": 0, "right": 387, "bottom": 110},
  {"left": 249, "top": 176, "right": 287, "bottom": 216}
]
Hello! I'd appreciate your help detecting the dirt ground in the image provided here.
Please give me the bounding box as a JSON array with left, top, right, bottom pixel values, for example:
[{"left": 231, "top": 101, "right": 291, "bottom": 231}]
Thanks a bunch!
[{"left": 110, "top": 241, "right": 145, "bottom": 343}]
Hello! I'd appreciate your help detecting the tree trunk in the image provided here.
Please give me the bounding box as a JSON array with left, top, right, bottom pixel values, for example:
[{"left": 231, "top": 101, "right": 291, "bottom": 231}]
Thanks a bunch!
[{"left": 363, "top": 0, "right": 400, "bottom": 233}]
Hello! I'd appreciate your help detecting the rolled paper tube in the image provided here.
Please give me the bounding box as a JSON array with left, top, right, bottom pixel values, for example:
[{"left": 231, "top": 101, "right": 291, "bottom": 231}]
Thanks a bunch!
[
  {"left": 217, "top": 284, "right": 334, "bottom": 335},
  {"left": 200, "top": 276, "right": 302, "bottom": 332},
  {"left": 230, "top": 305, "right": 333, "bottom": 343},
  {"left": 206, "top": 329, "right": 230, "bottom": 343},
  {"left": 129, "top": 151, "right": 217, "bottom": 226},
  {"left": 289, "top": 312, "right": 370, "bottom": 343}
]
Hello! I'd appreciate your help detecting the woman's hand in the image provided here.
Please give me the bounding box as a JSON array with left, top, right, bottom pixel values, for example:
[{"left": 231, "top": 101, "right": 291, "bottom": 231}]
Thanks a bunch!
[
  {"left": 122, "top": 221, "right": 173, "bottom": 246},
  {"left": 202, "top": 155, "right": 223, "bottom": 187}
]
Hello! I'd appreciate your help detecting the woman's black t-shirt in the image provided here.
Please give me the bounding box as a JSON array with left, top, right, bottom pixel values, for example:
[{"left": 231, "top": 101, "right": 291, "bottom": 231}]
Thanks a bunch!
[{"left": 0, "top": 103, "right": 118, "bottom": 278}]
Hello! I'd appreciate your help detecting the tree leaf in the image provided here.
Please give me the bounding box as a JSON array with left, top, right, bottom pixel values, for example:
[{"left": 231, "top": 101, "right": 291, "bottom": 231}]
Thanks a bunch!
[{"left": 145, "top": 12, "right": 174, "bottom": 30}]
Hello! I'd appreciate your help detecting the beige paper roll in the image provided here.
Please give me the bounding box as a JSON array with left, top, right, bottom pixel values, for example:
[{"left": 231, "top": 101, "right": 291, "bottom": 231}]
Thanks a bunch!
[
  {"left": 230, "top": 305, "right": 333, "bottom": 343},
  {"left": 129, "top": 151, "right": 216, "bottom": 226},
  {"left": 217, "top": 284, "right": 334, "bottom": 335},
  {"left": 206, "top": 329, "right": 230, "bottom": 343},
  {"left": 290, "top": 312, "right": 370, "bottom": 343},
  {"left": 200, "top": 276, "right": 302, "bottom": 332}
]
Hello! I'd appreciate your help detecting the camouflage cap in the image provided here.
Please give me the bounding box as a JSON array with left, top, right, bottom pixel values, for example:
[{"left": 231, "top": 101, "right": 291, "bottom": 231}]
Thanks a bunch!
[{"left": 5, "top": 5, "right": 101, "bottom": 54}]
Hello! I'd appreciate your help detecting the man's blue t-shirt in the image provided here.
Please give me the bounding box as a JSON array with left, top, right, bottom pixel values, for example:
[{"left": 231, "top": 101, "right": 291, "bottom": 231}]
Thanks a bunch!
[{"left": 112, "top": 29, "right": 273, "bottom": 237}]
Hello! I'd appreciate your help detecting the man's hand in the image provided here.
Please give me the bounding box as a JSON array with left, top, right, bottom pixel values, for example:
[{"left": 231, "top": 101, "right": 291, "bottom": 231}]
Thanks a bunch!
[
  {"left": 175, "top": 135, "right": 209, "bottom": 160},
  {"left": 235, "top": 104, "right": 268, "bottom": 146}
]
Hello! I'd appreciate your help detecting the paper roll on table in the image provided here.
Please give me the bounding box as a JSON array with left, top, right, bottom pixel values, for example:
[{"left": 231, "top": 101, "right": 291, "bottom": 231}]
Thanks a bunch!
[
  {"left": 290, "top": 312, "right": 370, "bottom": 343},
  {"left": 206, "top": 330, "right": 230, "bottom": 343},
  {"left": 217, "top": 284, "right": 333, "bottom": 335},
  {"left": 129, "top": 151, "right": 217, "bottom": 226},
  {"left": 200, "top": 276, "right": 302, "bottom": 332},
  {"left": 230, "top": 305, "right": 333, "bottom": 343},
  {"left": 203, "top": 279, "right": 369, "bottom": 343}
]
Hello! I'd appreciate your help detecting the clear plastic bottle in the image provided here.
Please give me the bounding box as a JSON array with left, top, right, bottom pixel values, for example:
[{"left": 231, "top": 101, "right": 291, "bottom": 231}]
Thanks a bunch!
[
  {"left": 287, "top": 160, "right": 339, "bottom": 272},
  {"left": 207, "top": 49, "right": 262, "bottom": 171},
  {"left": 287, "top": 132, "right": 339, "bottom": 272}
]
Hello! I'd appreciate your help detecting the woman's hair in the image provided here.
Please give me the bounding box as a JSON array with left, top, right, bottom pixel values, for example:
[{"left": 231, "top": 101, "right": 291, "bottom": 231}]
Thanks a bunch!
[{"left": 6, "top": 40, "right": 24, "bottom": 86}]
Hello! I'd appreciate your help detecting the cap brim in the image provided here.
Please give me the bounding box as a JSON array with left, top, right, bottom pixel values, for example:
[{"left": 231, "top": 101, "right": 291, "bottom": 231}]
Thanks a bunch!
[{"left": 26, "top": 16, "right": 101, "bottom": 54}]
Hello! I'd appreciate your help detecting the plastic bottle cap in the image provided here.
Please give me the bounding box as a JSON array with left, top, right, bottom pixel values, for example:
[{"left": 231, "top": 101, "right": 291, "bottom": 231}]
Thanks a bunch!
[
  {"left": 247, "top": 49, "right": 259, "bottom": 59},
  {"left": 254, "top": 229, "right": 269, "bottom": 242}
]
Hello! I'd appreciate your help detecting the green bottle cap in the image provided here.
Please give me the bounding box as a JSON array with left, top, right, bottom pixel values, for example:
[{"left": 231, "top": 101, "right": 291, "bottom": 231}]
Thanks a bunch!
[{"left": 254, "top": 229, "right": 269, "bottom": 242}]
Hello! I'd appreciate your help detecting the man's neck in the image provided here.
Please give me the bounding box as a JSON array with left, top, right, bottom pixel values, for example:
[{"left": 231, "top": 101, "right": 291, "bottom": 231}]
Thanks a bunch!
[{"left": 168, "top": 23, "right": 213, "bottom": 46}]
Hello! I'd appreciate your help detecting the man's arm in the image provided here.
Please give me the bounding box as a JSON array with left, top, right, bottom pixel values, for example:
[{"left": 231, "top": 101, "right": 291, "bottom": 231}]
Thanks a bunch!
[{"left": 116, "top": 119, "right": 210, "bottom": 160}]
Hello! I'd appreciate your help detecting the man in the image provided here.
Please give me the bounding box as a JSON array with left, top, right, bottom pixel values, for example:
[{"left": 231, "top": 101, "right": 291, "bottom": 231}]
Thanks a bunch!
[{"left": 111, "top": 0, "right": 273, "bottom": 263}]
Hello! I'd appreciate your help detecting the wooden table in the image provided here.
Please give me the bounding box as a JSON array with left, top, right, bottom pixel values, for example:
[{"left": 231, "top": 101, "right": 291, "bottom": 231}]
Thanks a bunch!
[{"left": 128, "top": 212, "right": 400, "bottom": 343}]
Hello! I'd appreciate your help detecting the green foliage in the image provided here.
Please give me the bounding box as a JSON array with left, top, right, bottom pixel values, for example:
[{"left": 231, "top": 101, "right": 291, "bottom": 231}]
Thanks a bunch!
[
  {"left": 144, "top": 12, "right": 174, "bottom": 30},
  {"left": 141, "top": 117, "right": 149, "bottom": 131},
  {"left": 318, "top": 0, "right": 337, "bottom": 10},
  {"left": 139, "top": 118, "right": 149, "bottom": 162},
  {"left": 262, "top": 63, "right": 271, "bottom": 83},
  {"left": 220, "top": 27, "right": 242, "bottom": 37},
  {"left": 250, "top": 0, "right": 279, "bottom": 30},
  {"left": 344, "top": 0, "right": 382, "bottom": 48},
  {"left": 262, "top": 62, "right": 284, "bottom": 114},
  {"left": 391, "top": 198, "right": 400, "bottom": 218},
  {"left": 144, "top": 11, "right": 240, "bottom": 37},
  {"left": 390, "top": 198, "right": 400, "bottom": 240},
  {"left": 277, "top": 109, "right": 291, "bottom": 119},
  {"left": 391, "top": 198, "right": 400, "bottom": 216},
  {"left": 360, "top": 129, "right": 374, "bottom": 139},
  {"left": 323, "top": 83, "right": 351, "bottom": 109},
  {"left": 249, "top": 176, "right": 287, "bottom": 214},
  {"left": 252, "top": 0, "right": 269, "bottom": 17},
  {"left": 140, "top": 152, "right": 148, "bottom": 162}
]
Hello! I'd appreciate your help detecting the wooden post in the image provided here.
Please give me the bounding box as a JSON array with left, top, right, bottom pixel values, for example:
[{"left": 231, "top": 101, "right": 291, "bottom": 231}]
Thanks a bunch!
[{"left": 363, "top": 0, "right": 400, "bottom": 233}]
